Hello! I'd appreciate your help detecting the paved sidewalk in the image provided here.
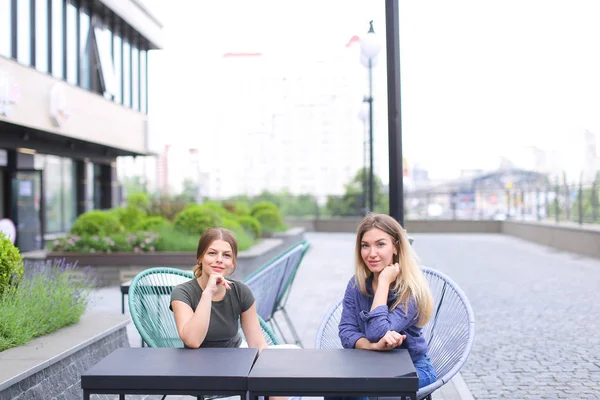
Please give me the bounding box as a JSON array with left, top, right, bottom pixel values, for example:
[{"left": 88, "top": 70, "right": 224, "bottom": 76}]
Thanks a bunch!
[{"left": 84, "top": 231, "right": 600, "bottom": 399}]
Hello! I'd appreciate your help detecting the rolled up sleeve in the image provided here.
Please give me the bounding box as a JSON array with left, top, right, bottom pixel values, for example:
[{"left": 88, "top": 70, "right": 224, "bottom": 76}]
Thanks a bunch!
[
  {"left": 338, "top": 280, "right": 366, "bottom": 349},
  {"left": 362, "top": 299, "right": 418, "bottom": 343}
]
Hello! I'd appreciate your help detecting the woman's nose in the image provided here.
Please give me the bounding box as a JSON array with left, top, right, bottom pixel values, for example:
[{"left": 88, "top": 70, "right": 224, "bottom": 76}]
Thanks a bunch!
[{"left": 369, "top": 247, "right": 377, "bottom": 257}]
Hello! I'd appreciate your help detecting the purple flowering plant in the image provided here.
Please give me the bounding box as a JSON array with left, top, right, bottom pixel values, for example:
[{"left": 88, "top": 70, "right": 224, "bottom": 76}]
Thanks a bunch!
[{"left": 0, "top": 258, "right": 98, "bottom": 352}]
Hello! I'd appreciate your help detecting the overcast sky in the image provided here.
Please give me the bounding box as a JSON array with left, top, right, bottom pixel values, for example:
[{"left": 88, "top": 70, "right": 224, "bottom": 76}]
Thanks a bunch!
[{"left": 147, "top": 0, "right": 600, "bottom": 182}]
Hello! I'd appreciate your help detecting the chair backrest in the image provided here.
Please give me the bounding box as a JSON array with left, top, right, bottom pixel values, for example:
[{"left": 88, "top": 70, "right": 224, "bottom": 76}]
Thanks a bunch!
[
  {"left": 274, "top": 241, "right": 310, "bottom": 311},
  {"left": 129, "top": 267, "right": 281, "bottom": 348},
  {"left": 420, "top": 267, "right": 475, "bottom": 382},
  {"left": 129, "top": 267, "right": 192, "bottom": 348},
  {"left": 314, "top": 267, "right": 475, "bottom": 388},
  {"left": 243, "top": 241, "right": 307, "bottom": 322}
]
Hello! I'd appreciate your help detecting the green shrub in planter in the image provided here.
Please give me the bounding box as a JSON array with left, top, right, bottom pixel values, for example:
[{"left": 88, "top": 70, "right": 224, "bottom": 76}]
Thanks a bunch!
[
  {"left": 110, "top": 206, "right": 147, "bottom": 230},
  {"left": 0, "top": 232, "right": 23, "bottom": 296},
  {"left": 200, "top": 201, "right": 232, "bottom": 219},
  {"left": 237, "top": 215, "right": 261, "bottom": 239},
  {"left": 173, "top": 207, "right": 222, "bottom": 236},
  {"left": 70, "top": 210, "right": 123, "bottom": 236},
  {"left": 127, "top": 192, "right": 150, "bottom": 210},
  {"left": 148, "top": 195, "right": 188, "bottom": 221},
  {"left": 250, "top": 201, "right": 279, "bottom": 217},
  {"left": 223, "top": 200, "right": 250, "bottom": 216},
  {"left": 222, "top": 218, "right": 244, "bottom": 235},
  {"left": 253, "top": 208, "right": 285, "bottom": 233},
  {"left": 132, "top": 216, "right": 170, "bottom": 232}
]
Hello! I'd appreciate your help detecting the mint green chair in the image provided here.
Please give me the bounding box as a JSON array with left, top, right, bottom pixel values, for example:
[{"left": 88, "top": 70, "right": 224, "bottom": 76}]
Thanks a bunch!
[{"left": 128, "top": 267, "right": 280, "bottom": 348}]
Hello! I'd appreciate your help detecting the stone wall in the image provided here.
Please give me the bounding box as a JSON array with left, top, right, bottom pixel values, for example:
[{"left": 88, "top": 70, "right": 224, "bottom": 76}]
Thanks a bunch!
[{"left": 0, "top": 314, "right": 131, "bottom": 400}]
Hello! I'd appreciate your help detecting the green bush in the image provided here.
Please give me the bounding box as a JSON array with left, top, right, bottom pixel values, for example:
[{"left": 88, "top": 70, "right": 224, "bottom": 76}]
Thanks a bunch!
[
  {"left": 127, "top": 193, "right": 150, "bottom": 210},
  {"left": 153, "top": 225, "right": 199, "bottom": 252},
  {"left": 223, "top": 200, "right": 250, "bottom": 216},
  {"left": 254, "top": 208, "right": 285, "bottom": 233},
  {"left": 132, "top": 216, "right": 170, "bottom": 232},
  {"left": 0, "top": 233, "right": 24, "bottom": 296},
  {"left": 70, "top": 211, "right": 122, "bottom": 236},
  {"left": 50, "top": 231, "right": 159, "bottom": 254},
  {"left": 0, "top": 259, "right": 96, "bottom": 351},
  {"left": 148, "top": 195, "right": 188, "bottom": 221},
  {"left": 222, "top": 218, "right": 244, "bottom": 235},
  {"left": 237, "top": 215, "right": 261, "bottom": 239},
  {"left": 110, "top": 206, "right": 147, "bottom": 230},
  {"left": 200, "top": 202, "right": 232, "bottom": 218},
  {"left": 251, "top": 201, "right": 279, "bottom": 217},
  {"left": 173, "top": 207, "right": 223, "bottom": 236}
]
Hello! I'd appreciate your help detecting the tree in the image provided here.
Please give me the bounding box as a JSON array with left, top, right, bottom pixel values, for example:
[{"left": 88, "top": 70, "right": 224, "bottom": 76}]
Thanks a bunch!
[{"left": 326, "top": 168, "right": 386, "bottom": 216}]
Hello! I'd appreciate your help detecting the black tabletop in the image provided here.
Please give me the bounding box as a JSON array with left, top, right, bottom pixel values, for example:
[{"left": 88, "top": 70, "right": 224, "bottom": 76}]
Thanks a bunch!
[
  {"left": 81, "top": 347, "right": 258, "bottom": 392},
  {"left": 248, "top": 348, "right": 418, "bottom": 396}
]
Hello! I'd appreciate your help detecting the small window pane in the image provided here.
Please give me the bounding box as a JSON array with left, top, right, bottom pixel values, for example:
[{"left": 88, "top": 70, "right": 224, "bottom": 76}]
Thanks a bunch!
[
  {"left": 66, "top": 2, "right": 78, "bottom": 85},
  {"left": 140, "top": 50, "right": 147, "bottom": 113},
  {"left": 112, "top": 32, "right": 122, "bottom": 104},
  {"left": 80, "top": 8, "right": 91, "bottom": 89},
  {"left": 51, "top": 0, "right": 64, "bottom": 79},
  {"left": 122, "top": 39, "right": 131, "bottom": 107},
  {"left": 1, "top": 0, "right": 11, "bottom": 58},
  {"left": 131, "top": 44, "right": 139, "bottom": 110},
  {"left": 35, "top": 0, "right": 49, "bottom": 73},
  {"left": 17, "top": 0, "right": 31, "bottom": 65}
]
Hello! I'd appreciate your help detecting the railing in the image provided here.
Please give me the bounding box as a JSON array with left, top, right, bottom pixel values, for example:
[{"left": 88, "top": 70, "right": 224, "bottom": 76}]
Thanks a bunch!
[
  {"left": 406, "top": 181, "right": 600, "bottom": 225},
  {"left": 268, "top": 179, "right": 600, "bottom": 226}
]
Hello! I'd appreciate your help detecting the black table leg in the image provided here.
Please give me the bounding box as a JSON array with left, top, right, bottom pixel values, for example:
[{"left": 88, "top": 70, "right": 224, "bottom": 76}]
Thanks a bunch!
[
  {"left": 121, "top": 293, "right": 125, "bottom": 314},
  {"left": 83, "top": 390, "right": 90, "bottom": 400}
]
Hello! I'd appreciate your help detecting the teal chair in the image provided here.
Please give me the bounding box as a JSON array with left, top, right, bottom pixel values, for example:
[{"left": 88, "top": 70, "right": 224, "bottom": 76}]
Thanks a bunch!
[
  {"left": 243, "top": 240, "right": 310, "bottom": 347},
  {"left": 128, "top": 267, "right": 280, "bottom": 348}
]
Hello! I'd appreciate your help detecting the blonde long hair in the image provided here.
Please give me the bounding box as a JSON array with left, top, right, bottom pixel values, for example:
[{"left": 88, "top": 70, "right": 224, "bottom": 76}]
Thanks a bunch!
[{"left": 354, "top": 214, "right": 433, "bottom": 327}]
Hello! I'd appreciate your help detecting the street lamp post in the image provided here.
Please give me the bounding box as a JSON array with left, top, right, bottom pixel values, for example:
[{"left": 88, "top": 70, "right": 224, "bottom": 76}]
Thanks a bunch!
[
  {"left": 360, "top": 20, "right": 381, "bottom": 213},
  {"left": 358, "top": 104, "right": 369, "bottom": 215},
  {"left": 385, "top": 0, "right": 405, "bottom": 226}
]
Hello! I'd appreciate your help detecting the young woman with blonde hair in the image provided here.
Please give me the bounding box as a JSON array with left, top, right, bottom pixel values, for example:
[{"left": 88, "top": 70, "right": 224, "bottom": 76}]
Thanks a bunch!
[{"left": 334, "top": 213, "right": 437, "bottom": 398}]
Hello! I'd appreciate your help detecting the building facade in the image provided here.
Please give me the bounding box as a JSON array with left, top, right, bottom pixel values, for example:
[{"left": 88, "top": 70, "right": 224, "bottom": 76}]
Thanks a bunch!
[{"left": 0, "top": 0, "right": 163, "bottom": 251}]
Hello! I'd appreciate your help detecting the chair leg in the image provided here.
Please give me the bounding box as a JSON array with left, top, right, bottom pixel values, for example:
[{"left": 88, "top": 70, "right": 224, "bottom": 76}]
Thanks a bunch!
[
  {"left": 271, "top": 315, "right": 292, "bottom": 344},
  {"left": 280, "top": 307, "right": 304, "bottom": 348}
]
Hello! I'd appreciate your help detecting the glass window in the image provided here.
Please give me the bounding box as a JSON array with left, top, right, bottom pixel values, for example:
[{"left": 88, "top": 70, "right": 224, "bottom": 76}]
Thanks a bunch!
[
  {"left": 44, "top": 156, "right": 64, "bottom": 234},
  {"left": 93, "top": 24, "right": 118, "bottom": 98},
  {"left": 51, "top": 0, "right": 64, "bottom": 79},
  {"left": 62, "top": 158, "right": 76, "bottom": 231},
  {"left": 43, "top": 156, "right": 76, "bottom": 233},
  {"left": 140, "top": 49, "right": 147, "bottom": 113},
  {"left": 79, "top": 7, "right": 91, "bottom": 89},
  {"left": 131, "top": 43, "right": 139, "bottom": 110},
  {"left": 122, "top": 39, "right": 131, "bottom": 107},
  {"left": 112, "top": 32, "right": 123, "bottom": 104},
  {"left": 35, "top": 0, "right": 49, "bottom": 73},
  {"left": 17, "top": 0, "right": 31, "bottom": 65},
  {"left": 66, "top": 1, "right": 78, "bottom": 85},
  {"left": 85, "top": 162, "right": 94, "bottom": 212},
  {"left": 0, "top": 0, "right": 11, "bottom": 58}
]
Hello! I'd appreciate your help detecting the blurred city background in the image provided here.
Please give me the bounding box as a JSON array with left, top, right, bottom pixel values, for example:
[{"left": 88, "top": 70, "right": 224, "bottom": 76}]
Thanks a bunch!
[{"left": 2, "top": 0, "right": 600, "bottom": 253}]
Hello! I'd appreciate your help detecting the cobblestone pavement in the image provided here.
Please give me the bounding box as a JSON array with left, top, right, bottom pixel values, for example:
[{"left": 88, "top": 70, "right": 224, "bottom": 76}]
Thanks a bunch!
[
  {"left": 411, "top": 233, "right": 600, "bottom": 400},
  {"left": 87, "top": 232, "right": 600, "bottom": 400}
]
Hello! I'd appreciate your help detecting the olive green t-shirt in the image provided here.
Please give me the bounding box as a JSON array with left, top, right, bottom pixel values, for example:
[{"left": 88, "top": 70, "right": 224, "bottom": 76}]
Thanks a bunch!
[{"left": 170, "top": 278, "right": 255, "bottom": 348}]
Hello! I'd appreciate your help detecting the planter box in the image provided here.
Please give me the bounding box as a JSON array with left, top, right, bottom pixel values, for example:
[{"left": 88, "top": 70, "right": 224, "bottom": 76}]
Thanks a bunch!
[
  {"left": 34, "top": 228, "right": 306, "bottom": 286},
  {"left": 0, "top": 313, "right": 129, "bottom": 400}
]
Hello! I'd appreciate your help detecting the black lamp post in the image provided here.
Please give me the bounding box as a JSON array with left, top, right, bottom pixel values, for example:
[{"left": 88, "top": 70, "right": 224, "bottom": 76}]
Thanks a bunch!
[
  {"left": 359, "top": 20, "right": 381, "bottom": 213},
  {"left": 385, "top": 0, "right": 405, "bottom": 226}
]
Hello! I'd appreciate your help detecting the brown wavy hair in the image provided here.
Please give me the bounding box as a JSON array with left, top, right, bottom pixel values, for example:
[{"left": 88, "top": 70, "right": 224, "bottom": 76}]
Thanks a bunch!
[
  {"left": 354, "top": 213, "right": 433, "bottom": 327},
  {"left": 193, "top": 228, "right": 238, "bottom": 278}
]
